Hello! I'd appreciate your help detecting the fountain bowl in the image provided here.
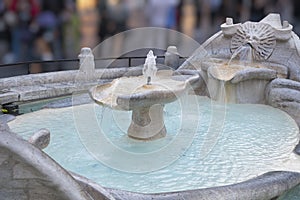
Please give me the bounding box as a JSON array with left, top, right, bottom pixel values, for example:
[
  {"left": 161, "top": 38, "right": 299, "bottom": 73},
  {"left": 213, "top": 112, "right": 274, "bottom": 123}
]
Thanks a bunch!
[{"left": 90, "top": 69, "right": 199, "bottom": 140}]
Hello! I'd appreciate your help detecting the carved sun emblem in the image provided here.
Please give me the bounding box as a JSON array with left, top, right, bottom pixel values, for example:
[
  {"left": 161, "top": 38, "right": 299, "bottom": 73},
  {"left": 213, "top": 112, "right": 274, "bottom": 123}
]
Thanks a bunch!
[{"left": 231, "top": 22, "right": 276, "bottom": 60}]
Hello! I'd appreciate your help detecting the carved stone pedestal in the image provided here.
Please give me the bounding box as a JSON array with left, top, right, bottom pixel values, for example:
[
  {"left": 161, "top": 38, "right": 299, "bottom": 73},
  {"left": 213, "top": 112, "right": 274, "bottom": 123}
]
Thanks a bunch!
[{"left": 128, "top": 104, "right": 166, "bottom": 140}]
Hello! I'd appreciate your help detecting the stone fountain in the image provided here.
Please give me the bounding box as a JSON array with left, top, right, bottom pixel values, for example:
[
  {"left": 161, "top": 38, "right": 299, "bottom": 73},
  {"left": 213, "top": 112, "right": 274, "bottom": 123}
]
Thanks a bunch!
[
  {"left": 90, "top": 50, "right": 199, "bottom": 140},
  {"left": 2, "top": 13, "right": 300, "bottom": 200},
  {"left": 180, "top": 14, "right": 300, "bottom": 130}
]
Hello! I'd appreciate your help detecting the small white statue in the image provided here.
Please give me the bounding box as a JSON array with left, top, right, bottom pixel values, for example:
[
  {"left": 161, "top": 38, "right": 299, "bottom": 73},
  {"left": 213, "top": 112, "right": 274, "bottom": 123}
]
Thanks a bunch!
[{"left": 143, "top": 50, "right": 157, "bottom": 85}]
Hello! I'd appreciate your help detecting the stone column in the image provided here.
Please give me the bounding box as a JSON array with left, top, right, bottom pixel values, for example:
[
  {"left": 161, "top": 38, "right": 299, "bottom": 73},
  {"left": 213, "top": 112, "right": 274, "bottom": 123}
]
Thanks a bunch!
[{"left": 128, "top": 104, "right": 166, "bottom": 140}]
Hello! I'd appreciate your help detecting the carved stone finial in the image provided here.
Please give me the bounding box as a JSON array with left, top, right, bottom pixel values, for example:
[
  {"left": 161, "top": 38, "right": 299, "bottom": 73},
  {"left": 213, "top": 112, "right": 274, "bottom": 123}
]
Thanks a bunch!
[
  {"left": 78, "top": 47, "right": 95, "bottom": 73},
  {"left": 226, "top": 18, "right": 233, "bottom": 25},
  {"left": 28, "top": 129, "right": 50, "bottom": 149},
  {"left": 165, "top": 46, "right": 180, "bottom": 70}
]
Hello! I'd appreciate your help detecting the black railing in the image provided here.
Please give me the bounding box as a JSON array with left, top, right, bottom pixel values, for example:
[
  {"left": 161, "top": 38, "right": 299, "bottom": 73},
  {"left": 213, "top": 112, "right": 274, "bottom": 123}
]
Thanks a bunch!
[
  {"left": 0, "top": 58, "right": 79, "bottom": 68},
  {"left": 0, "top": 55, "right": 187, "bottom": 78}
]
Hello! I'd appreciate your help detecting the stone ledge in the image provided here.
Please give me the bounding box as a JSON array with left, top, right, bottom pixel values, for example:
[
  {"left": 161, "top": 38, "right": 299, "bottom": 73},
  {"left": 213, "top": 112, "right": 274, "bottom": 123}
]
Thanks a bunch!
[
  {"left": 0, "top": 67, "right": 142, "bottom": 105},
  {"left": 266, "top": 80, "right": 300, "bottom": 128},
  {"left": 268, "top": 78, "right": 300, "bottom": 91},
  {"left": 0, "top": 91, "right": 19, "bottom": 105},
  {"left": 2, "top": 80, "right": 110, "bottom": 104},
  {"left": 231, "top": 68, "right": 277, "bottom": 84}
]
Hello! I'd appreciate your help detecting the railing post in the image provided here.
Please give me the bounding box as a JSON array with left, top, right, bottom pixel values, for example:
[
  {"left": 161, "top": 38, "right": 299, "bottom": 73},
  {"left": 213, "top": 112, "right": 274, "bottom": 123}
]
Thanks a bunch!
[
  {"left": 28, "top": 63, "right": 30, "bottom": 74},
  {"left": 129, "top": 57, "right": 132, "bottom": 67}
]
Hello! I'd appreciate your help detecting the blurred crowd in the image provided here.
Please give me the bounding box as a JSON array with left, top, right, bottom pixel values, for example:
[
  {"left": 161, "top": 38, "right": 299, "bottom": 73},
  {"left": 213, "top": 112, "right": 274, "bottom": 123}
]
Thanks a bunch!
[{"left": 0, "top": 0, "right": 299, "bottom": 65}]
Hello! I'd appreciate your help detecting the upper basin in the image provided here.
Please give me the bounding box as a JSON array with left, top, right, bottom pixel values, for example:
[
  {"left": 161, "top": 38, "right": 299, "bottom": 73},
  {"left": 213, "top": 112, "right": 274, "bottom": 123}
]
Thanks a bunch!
[
  {"left": 90, "top": 70, "right": 199, "bottom": 110},
  {"left": 202, "top": 58, "right": 286, "bottom": 82}
]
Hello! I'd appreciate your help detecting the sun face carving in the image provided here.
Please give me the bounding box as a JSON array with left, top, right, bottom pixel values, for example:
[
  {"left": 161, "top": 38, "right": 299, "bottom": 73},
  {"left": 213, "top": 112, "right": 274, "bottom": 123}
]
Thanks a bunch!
[{"left": 231, "top": 22, "right": 276, "bottom": 61}]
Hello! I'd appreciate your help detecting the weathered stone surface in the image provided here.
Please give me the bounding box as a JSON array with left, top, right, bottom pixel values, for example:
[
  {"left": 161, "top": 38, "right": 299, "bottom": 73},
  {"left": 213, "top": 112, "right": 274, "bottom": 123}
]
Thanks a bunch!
[
  {"left": 13, "top": 162, "right": 42, "bottom": 179},
  {"left": 164, "top": 46, "right": 180, "bottom": 70},
  {"left": 287, "top": 52, "right": 300, "bottom": 82},
  {"left": 28, "top": 129, "right": 50, "bottom": 149},
  {"left": 268, "top": 88, "right": 300, "bottom": 103},
  {"left": 260, "top": 61, "right": 288, "bottom": 78},
  {"left": 0, "top": 114, "right": 15, "bottom": 123},
  {"left": 0, "top": 120, "right": 9, "bottom": 131},
  {"left": 266, "top": 79, "right": 300, "bottom": 127},
  {"left": 72, "top": 172, "right": 116, "bottom": 200},
  {"left": 0, "top": 91, "right": 19, "bottom": 105},
  {"left": 11, "top": 86, "right": 49, "bottom": 101},
  {"left": 235, "top": 79, "right": 270, "bottom": 104},
  {"left": 78, "top": 47, "right": 95, "bottom": 75},
  {"left": 0, "top": 190, "right": 27, "bottom": 200},
  {"left": 231, "top": 68, "right": 277, "bottom": 83},
  {"left": 0, "top": 78, "right": 17, "bottom": 90},
  {"left": 220, "top": 21, "right": 240, "bottom": 36},
  {"left": 0, "top": 67, "right": 144, "bottom": 105},
  {"left": 268, "top": 78, "right": 300, "bottom": 90}
]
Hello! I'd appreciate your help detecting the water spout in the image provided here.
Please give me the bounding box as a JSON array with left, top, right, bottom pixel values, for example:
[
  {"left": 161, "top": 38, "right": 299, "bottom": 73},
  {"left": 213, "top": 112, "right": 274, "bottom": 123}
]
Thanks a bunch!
[
  {"left": 228, "top": 44, "right": 253, "bottom": 66},
  {"left": 143, "top": 50, "right": 157, "bottom": 85}
]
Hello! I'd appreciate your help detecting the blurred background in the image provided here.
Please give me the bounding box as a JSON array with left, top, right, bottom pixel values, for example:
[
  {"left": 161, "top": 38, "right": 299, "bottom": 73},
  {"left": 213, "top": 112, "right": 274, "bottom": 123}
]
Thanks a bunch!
[{"left": 0, "top": 0, "right": 299, "bottom": 76}]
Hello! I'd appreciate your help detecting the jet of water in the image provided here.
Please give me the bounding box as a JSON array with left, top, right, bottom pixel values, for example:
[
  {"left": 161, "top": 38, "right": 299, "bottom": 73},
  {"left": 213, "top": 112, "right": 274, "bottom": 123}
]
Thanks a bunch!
[
  {"left": 228, "top": 44, "right": 253, "bottom": 66},
  {"left": 143, "top": 50, "right": 157, "bottom": 85}
]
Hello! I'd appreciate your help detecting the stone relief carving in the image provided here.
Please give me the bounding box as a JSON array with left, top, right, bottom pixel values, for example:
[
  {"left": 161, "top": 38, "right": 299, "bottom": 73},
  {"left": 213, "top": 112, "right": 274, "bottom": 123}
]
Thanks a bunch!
[{"left": 231, "top": 22, "right": 276, "bottom": 60}]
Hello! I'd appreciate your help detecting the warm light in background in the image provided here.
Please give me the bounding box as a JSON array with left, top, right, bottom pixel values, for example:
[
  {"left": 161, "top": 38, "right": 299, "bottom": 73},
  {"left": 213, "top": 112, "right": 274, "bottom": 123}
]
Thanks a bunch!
[{"left": 76, "top": 0, "right": 97, "bottom": 11}]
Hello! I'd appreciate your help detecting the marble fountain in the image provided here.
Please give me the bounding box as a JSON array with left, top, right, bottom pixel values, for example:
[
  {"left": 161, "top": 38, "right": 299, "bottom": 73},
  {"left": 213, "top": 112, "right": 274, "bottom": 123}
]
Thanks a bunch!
[{"left": 1, "top": 13, "right": 300, "bottom": 200}]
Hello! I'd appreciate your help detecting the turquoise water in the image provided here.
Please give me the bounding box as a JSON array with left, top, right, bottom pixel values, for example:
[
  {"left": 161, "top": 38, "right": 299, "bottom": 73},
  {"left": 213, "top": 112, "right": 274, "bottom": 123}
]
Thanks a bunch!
[
  {"left": 278, "top": 184, "right": 300, "bottom": 200},
  {"left": 8, "top": 95, "right": 299, "bottom": 193}
]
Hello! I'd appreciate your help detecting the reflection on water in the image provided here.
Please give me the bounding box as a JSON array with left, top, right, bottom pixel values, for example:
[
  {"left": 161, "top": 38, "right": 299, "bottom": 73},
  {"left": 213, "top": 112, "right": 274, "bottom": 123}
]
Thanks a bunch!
[{"left": 8, "top": 96, "right": 300, "bottom": 193}]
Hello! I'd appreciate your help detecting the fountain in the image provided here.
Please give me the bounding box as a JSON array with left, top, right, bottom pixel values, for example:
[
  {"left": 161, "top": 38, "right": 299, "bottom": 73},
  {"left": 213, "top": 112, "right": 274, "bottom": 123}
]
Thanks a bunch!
[
  {"left": 195, "top": 18, "right": 280, "bottom": 103},
  {"left": 1, "top": 13, "right": 300, "bottom": 200},
  {"left": 90, "top": 50, "right": 199, "bottom": 140}
]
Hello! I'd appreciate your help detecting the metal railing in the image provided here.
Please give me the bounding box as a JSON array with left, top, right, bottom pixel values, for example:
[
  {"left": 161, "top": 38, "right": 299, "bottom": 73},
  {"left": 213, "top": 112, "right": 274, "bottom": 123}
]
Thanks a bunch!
[{"left": 0, "top": 55, "right": 187, "bottom": 78}]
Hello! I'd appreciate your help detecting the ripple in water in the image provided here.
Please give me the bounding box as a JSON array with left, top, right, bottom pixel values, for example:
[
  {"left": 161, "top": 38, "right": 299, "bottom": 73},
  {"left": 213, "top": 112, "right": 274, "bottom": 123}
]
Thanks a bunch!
[{"left": 8, "top": 96, "right": 300, "bottom": 193}]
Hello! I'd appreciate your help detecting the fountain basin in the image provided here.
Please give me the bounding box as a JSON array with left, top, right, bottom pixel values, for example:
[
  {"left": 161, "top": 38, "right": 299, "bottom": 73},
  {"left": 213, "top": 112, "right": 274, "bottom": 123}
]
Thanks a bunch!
[
  {"left": 90, "top": 70, "right": 199, "bottom": 140},
  {"left": 201, "top": 58, "right": 280, "bottom": 103},
  {"left": 8, "top": 95, "right": 300, "bottom": 194}
]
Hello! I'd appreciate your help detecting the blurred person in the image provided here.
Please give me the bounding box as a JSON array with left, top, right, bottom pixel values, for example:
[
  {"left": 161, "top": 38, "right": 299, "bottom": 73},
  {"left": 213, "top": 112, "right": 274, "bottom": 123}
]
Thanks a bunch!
[
  {"left": 125, "top": 0, "right": 147, "bottom": 29},
  {"left": 0, "top": 0, "right": 13, "bottom": 63},
  {"left": 97, "top": 0, "right": 127, "bottom": 58},
  {"left": 37, "top": 0, "right": 65, "bottom": 60},
  {"left": 145, "top": 0, "right": 179, "bottom": 28},
  {"left": 98, "top": 0, "right": 128, "bottom": 41},
  {"left": 77, "top": 0, "right": 98, "bottom": 48},
  {"left": 179, "top": 0, "right": 196, "bottom": 38},
  {"left": 61, "top": 0, "right": 79, "bottom": 59},
  {"left": 29, "top": 33, "right": 54, "bottom": 73},
  {"left": 9, "top": 0, "right": 40, "bottom": 62}
]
